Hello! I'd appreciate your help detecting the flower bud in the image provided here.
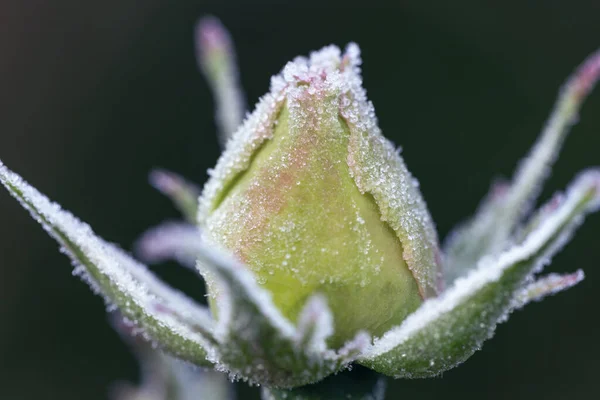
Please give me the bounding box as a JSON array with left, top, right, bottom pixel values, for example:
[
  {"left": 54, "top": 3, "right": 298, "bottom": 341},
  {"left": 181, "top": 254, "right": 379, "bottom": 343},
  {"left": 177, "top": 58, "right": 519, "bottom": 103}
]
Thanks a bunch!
[{"left": 198, "top": 44, "right": 441, "bottom": 347}]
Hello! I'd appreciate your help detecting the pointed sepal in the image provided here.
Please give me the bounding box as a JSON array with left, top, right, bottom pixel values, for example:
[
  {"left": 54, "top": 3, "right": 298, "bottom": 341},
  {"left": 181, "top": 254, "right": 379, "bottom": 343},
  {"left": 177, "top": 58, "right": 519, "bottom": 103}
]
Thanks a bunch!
[
  {"left": 196, "top": 16, "right": 247, "bottom": 146},
  {"left": 514, "top": 270, "right": 584, "bottom": 308},
  {"left": 359, "top": 169, "right": 600, "bottom": 378},
  {"left": 149, "top": 169, "right": 202, "bottom": 223},
  {"left": 111, "top": 313, "right": 234, "bottom": 400},
  {"left": 135, "top": 222, "right": 202, "bottom": 269},
  {"left": 0, "top": 161, "right": 216, "bottom": 367},
  {"left": 444, "top": 49, "right": 600, "bottom": 283}
]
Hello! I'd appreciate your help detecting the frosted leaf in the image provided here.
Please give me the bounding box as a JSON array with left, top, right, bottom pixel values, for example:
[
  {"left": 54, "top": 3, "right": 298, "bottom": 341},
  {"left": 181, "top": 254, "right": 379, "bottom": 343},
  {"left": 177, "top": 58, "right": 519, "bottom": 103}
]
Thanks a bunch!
[
  {"left": 135, "top": 222, "right": 203, "bottom": 269},
  {"left": 194, "top": 240, "right": 369, "bottom": 388},
  {"left": 149, "top": 169, "right": 202, "bottom": 223},
  {"left": 444, "top": 49, "right": 600, "bottom": 283},
  {"left": 0, "top": 161, "right": 216, "bottom": 367},
  {"left": 359, "top": 169, "right": 600, "bottom": 378},
  {"left": 196, "top": 16, "right": 247, "bottom": 146},
  {"left": 514, "top": 270, "right": 584, "bottom": 308},
  {"left": 261, "top": 366, "right": 386, "bottom": 400}
]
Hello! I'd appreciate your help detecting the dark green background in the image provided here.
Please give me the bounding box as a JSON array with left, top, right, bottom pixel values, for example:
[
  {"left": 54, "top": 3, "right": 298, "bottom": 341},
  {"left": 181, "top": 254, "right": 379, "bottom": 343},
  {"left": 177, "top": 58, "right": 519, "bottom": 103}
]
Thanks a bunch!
[{"left": 1, "top": 1, "right": 599, "bottom": 399}]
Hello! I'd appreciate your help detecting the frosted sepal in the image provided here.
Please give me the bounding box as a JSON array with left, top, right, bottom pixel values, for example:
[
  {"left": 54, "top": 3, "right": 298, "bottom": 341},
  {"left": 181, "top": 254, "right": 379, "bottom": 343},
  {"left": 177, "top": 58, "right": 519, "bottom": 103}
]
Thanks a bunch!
[
  {"left": 515, "top": 270, "right": 584, "bottom": 308},
  {"left": 194, "top": 241, "right": 369, "bottom": 388},
  {"left": 196, "top": 16, "right": 247, "bottom": 146},
  {"left": 149, "top": 169, "right": 202, "bottom": 223},
  {"left": 443, "top": 49, "right": 600, "bottom": 283},
  {"left": 359, "top": 169, "right": 600, "bottom": 378},
  {"left": 261, "top": 366, "right": 386, "bottom": 400},
  {"left": 135, "top": 222, "right": 203, "bottom": 269},
  {"left": 0, "top": 161, "right": 216, "bottom": 367}
]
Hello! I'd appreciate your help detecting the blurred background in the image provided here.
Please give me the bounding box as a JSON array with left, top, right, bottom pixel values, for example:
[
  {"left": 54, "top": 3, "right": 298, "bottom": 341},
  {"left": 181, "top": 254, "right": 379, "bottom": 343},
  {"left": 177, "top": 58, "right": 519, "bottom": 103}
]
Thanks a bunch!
[{"left": 1, "top": 1, "right": 599, "bottom": 399}]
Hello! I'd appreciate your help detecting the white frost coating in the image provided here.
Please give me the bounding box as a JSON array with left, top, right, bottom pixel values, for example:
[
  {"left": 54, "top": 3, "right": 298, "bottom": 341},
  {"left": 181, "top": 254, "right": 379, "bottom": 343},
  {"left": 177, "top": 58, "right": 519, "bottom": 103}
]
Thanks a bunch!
[
  {"left": 0, "top": 161, "right": 217, "bottom": 361},
  {"left": 196, "top": 16, "right": 247, "bottom": 146},
  {"left": 515, "top": 270, "right": 585, "bottom": 308},
  {"left": 135, "top": 222, "right": 203, "bottom": 268},
  {"left": 361, "top": 169, "right": 600, "bottom": 359}
]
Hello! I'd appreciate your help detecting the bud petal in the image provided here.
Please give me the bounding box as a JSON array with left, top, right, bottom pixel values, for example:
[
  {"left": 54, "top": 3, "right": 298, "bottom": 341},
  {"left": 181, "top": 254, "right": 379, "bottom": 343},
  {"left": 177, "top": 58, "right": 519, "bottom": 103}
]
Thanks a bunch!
[{"left": 198, "top": 44, "right": 441, "bottom": 347}]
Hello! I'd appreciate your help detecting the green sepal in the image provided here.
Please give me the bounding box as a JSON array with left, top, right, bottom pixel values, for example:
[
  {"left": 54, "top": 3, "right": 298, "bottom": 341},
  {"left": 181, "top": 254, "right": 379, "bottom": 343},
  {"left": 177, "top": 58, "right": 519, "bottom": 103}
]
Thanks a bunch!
[
  {"left": 359, "top": 170, "right": 599, "bottom": 378},
  {"left": 0, "top": 161, "right": 216, "bottom": 368}
]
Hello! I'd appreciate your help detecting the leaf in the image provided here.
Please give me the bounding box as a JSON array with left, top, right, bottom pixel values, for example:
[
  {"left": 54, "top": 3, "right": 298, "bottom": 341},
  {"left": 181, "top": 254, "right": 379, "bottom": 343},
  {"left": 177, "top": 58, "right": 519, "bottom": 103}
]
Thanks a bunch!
[
  {"left": 0, "top": 161, "right": 216, "bottom": 367},
  {"left": 149, "top": 169, "right": 202, "bottom": 223},
  {"left": 194, "top": 240, "right": 370, "bottom": 388},
  {"left": 261, "top": 366, "right": 386, "bottom": 400},
  {"left": 196, "top": 16, "right": 247, "bottom": 146},
  {"left": 443, "top": 48, "right": 600, "bottom": 283},
  {"left": 359, "top": 169, "right": 600, "bottom": 378}
]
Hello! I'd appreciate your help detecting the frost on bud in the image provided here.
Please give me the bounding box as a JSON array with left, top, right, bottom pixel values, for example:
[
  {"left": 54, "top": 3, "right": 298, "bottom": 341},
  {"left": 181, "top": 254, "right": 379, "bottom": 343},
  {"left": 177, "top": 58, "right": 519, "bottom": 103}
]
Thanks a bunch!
[{"left": 198, "top": 44, "right": 441, "bottom": 347}]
